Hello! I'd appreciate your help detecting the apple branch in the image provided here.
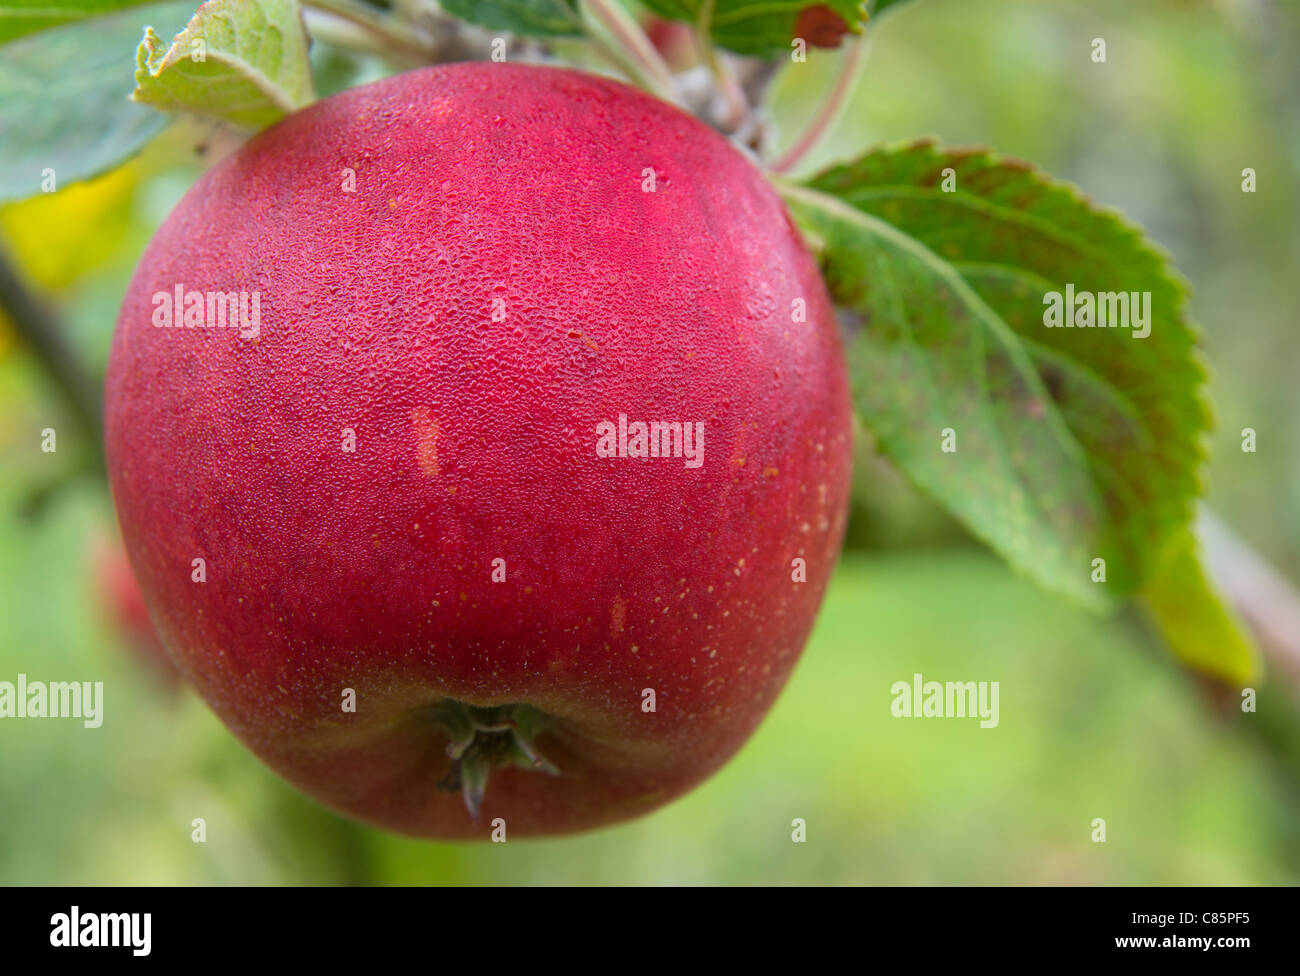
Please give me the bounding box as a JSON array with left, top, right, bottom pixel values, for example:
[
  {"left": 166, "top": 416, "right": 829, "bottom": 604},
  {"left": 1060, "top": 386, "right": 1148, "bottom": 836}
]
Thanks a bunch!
[{"left": 0, "top": 244, "right": 103, "bottom": 462}]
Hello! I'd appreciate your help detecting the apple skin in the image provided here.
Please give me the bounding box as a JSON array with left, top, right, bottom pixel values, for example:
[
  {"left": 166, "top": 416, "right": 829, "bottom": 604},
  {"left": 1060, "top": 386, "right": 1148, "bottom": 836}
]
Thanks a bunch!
[{"left": 105, "top": 63, "right": 852, "bottom": 839}]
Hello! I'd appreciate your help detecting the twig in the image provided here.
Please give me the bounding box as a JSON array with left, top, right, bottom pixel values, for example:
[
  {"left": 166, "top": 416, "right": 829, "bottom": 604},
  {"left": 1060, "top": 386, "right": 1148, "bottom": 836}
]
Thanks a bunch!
[{"left": 0, "top": 244, "right": 103, "bottom": 461}]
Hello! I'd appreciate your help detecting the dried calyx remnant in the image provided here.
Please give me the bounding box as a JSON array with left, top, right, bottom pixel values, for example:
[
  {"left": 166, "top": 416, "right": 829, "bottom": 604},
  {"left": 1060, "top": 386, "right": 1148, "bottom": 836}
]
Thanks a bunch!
[{"left": 431, "top": 699, "right": 558, "bottom": 820}]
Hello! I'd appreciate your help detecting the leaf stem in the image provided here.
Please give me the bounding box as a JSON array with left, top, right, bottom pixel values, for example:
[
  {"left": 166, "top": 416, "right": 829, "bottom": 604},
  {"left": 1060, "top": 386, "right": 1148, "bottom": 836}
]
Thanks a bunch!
[
  {"left": 1200, "top": 509, "right": 1300, "bottom": 694},
  {"left": 301, "top": 0, "right": 436, "bottom": 64},
  {"left": 695, "top": 0, "right": 747, "bottom": 130},
  {"left": 577, "top": 0, "right": 682, "bottom": 106},
  {"left": 770, "top": 35, "right": 870, "bottom": 174}
]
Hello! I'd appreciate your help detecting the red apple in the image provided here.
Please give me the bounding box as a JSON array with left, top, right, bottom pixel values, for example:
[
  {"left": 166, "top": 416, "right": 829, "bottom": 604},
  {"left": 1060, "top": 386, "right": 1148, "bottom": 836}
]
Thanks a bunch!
[{"left": 105, "top": 63, "right": 852, "bottom": 838}]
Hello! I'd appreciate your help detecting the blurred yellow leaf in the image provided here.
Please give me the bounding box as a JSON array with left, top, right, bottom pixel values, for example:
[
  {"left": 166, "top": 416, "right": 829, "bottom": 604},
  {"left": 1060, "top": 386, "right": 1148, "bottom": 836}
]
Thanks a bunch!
[
  {"left": 0, "top": 164, "right": 139, "bottom": 358},
  {"left": 0, "top": 163, "right": 138, "bottom": 291}
]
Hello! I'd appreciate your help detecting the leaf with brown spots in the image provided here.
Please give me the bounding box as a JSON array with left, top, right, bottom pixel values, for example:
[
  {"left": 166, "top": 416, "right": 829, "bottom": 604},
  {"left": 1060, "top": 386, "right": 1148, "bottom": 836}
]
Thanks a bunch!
[
  {"left": 794, "top": 5, "right": 851, "bottom": 48},
  {"left": 777, "top": 140, "right": 1212, "bottom": 620},
  {"left": 639, "top": 0, "right": 865, "bottom": 58}
]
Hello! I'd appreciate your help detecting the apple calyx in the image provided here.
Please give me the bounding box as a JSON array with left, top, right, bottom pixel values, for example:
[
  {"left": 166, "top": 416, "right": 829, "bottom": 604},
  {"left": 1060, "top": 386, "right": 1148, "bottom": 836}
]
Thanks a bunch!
[{"left": 430, "top": 699, "right": 559, "bottom": 821}]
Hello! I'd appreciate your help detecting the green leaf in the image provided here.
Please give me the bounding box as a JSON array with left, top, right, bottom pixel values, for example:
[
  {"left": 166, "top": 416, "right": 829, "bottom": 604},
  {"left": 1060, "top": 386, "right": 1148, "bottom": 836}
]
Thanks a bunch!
[
  {"left": 132, "top": 0, "right": 315, "bottom": 129},
  {"left": 778, "top": 140, "right": 1211, "bottom": 609},
  {"left": 0, "top": 0, "right": 159, "bottom": 45},
  {"left": 869, "top": 0, "right": 912, "bottom": 16},
  {"left": 1141, "top": 527, "right": 1258, "bottom": 685},
  {"left": 0, "top": 1, "right": 195, "bottom": 202},
  {"left": 438, "top": 0, "right": 582, "bottom": 37},
  {"left": 640, "top": 1, "right": 866, "bottom": 58}
]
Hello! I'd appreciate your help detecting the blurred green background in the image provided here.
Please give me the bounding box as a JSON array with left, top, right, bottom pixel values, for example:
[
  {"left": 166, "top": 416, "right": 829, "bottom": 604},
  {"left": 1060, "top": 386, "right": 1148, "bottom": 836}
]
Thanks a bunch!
[{"left": 1, "top": 0, "right": 1297, "bottom": 883}]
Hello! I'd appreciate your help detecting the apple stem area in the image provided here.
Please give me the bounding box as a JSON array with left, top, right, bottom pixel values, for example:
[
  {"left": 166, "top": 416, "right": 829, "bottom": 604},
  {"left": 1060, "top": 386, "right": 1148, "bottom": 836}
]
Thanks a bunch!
[{"left": 430, "top": 700, "right": 559, "bottom": 821}]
